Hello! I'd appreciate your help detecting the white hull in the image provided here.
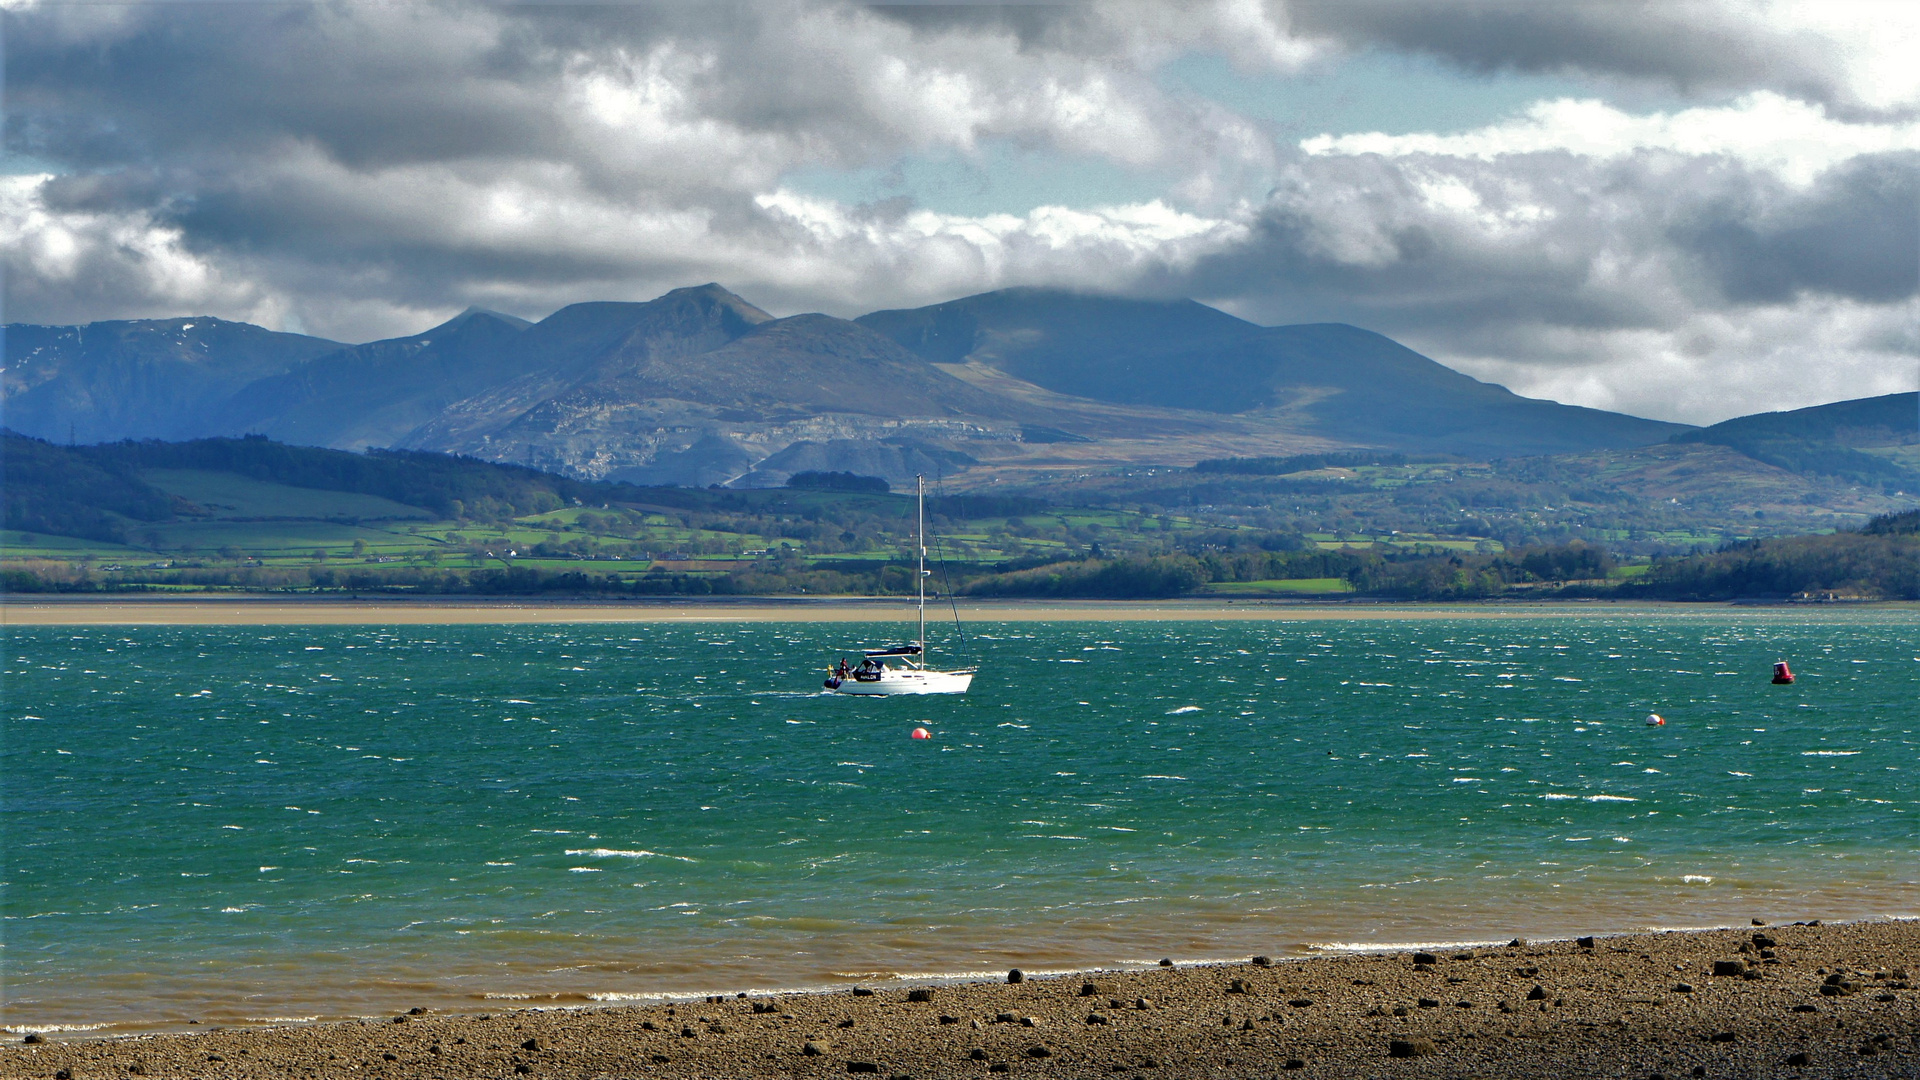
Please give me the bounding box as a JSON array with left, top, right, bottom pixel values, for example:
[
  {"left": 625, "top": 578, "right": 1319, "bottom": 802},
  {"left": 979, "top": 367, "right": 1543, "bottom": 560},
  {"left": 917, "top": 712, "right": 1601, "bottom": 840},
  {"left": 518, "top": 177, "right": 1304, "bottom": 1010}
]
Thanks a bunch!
[{"left": 829, "top": 667, "right": 974, "bottom": 696}]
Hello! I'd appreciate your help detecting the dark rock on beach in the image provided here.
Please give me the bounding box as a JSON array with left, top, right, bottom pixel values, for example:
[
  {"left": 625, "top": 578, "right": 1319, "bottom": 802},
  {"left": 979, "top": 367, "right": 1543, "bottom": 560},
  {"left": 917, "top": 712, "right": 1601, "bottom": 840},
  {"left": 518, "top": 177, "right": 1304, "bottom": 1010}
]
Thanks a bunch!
[{"left": 5, "top": 922, "right": 1916, "bottom": 1080}]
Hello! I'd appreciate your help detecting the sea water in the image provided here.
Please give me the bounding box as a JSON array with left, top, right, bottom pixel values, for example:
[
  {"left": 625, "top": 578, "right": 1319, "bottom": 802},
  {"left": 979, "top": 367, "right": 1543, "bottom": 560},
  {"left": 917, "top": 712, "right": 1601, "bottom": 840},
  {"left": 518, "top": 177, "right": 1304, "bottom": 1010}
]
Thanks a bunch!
[{"left": 5, "top": 610, "right": 1916, "bottom": 1033}]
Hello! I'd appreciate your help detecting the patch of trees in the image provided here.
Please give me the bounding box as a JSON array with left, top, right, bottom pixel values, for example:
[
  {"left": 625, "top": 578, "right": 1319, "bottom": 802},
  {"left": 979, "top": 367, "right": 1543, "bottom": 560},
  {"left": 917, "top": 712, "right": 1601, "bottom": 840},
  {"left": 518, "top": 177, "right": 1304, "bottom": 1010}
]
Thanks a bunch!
[
  {"left": 964, "top": 555, "right": 1209, "bottom": 598},
  {"left": 786, "top": 470, "right": 891, "bottom": 493},
  {"left": 1631, "top": 513, "right": 1918, "bottom": 600},
  {"left": 2, "top": 433, "right": 175, "bottom": 542}
]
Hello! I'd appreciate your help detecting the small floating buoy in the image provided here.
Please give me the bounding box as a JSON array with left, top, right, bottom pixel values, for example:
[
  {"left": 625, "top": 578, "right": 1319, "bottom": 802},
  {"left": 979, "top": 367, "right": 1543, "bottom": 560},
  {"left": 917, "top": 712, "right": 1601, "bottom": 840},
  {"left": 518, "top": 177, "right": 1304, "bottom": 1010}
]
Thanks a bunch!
[
  {"left": 911, "top": 727, "right": 930, "bottom": 740},
  {"left": 1646, "top": 713, "right": 1665, "bottom": 726},
  {"left": 1771, "top": 661, "right": 1795, "bottom": 685}
]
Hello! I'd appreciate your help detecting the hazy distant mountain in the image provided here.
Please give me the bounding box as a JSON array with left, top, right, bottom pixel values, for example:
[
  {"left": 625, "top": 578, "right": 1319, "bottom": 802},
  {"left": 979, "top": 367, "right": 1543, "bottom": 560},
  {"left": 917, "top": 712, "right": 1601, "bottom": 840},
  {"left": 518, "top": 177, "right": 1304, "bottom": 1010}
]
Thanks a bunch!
[
  {"left": 1677, "top": 391, "right": 1917, "bottom": 448},
  {"left": 859, "top": 288, "right": 1687, "bottom": 457},
  {"left": 7, "top": 284, "right": 1701, "bottom": 488},
  {"left": 1, "top": 317, "right": 341, "bottom": 443},
  {"left": 1672, "top": 391, "right": 1918, "bottom": 490}
]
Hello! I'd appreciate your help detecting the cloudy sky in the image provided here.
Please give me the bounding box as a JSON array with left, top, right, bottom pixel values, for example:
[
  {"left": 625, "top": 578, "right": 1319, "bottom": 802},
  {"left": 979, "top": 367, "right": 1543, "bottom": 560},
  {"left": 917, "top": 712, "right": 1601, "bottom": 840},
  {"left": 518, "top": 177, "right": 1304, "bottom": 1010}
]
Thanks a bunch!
[{"left": 4, "top": 0, "right": 1917, "bottom": 424}]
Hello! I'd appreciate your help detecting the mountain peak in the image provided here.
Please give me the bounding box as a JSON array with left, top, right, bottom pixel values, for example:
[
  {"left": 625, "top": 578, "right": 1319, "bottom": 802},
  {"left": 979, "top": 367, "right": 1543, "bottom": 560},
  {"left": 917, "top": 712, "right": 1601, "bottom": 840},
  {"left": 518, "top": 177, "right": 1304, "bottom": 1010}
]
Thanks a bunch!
[{"left": 422, "top": 306, "right": 534, "bottom": 337}]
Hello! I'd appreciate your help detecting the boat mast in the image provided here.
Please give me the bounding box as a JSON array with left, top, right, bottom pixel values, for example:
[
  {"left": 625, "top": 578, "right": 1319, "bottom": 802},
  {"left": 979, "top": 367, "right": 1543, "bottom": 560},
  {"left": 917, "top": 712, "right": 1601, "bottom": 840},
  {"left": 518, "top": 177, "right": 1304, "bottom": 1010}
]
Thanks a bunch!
[{"left": 925, "top": 472, "right": 933, "bottom": 664}]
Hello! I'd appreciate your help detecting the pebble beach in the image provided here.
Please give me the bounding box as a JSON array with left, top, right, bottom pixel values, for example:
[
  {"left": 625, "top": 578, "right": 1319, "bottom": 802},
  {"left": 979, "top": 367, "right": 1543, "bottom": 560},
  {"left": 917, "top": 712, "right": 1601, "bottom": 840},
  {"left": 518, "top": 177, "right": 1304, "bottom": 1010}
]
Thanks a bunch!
[{"left": 8, "top": 922, "right": 1915, "bottom": 1080}]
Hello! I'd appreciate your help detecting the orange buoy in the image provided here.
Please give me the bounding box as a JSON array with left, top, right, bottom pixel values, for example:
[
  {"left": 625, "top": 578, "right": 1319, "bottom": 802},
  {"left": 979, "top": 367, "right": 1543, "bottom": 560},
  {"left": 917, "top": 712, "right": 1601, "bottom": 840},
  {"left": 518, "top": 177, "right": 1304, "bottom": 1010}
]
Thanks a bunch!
[
  {"left": 1646, "top": 713, "right": 1665, "bottom": 726},
  {"left": 1771, "top": 661, "right": 1795, "bottom": 685},
  {"left": 911, "top": 727, "right": 931, "bottom": 740}
]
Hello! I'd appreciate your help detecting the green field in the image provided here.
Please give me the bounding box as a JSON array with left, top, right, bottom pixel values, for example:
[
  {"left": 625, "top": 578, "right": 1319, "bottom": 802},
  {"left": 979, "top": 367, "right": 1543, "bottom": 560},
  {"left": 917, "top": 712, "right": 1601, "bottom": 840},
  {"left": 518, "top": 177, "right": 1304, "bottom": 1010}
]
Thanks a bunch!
[{"left": 143, "top": 469, "right": 435, "bottom": 520}]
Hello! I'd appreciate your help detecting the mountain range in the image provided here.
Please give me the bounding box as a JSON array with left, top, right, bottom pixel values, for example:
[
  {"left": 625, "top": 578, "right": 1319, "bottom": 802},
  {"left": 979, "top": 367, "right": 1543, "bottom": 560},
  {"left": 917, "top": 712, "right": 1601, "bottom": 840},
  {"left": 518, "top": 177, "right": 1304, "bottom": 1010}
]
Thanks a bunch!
[{"left": 5, "top": 284, "right": 1695, "bottom": 488}]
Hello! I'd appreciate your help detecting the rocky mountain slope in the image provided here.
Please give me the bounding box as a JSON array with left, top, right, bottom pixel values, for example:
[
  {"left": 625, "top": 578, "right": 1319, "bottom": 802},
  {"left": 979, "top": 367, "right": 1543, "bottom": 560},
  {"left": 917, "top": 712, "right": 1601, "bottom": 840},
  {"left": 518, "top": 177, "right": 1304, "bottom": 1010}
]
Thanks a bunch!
[
  {"left": 5, "top": 285, "right": 1697, "bottom": 488},
  {"left": 2, "top": 317, "right": 342, "bottom": 444}
]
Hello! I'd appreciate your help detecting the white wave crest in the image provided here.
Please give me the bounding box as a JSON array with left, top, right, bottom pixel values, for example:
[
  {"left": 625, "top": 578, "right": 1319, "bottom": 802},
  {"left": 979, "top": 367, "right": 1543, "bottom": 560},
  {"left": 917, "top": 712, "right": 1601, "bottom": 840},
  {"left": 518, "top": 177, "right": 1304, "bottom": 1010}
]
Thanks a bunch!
[{"left": 565, "top": 848, "right": 698, "bottom": 862}]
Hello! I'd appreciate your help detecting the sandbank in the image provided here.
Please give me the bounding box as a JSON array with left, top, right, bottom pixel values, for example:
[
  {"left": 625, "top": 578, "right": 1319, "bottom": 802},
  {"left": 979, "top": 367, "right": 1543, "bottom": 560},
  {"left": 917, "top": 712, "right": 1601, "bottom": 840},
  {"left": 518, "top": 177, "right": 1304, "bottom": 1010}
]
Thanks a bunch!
[
  {"left": 5, "top": 921, "right": 1914, "bottom": 1078},
  {"left": 1, "top": 596, "right": 1883, "bottom": 627}
]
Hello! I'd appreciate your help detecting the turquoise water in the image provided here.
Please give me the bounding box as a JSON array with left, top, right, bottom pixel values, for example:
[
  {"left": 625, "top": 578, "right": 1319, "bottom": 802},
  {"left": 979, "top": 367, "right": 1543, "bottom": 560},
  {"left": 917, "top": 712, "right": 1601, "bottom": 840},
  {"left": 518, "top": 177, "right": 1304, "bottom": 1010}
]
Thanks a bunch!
[{"left": 5, "top": 611, "right": 1917, "bottom": 1033}]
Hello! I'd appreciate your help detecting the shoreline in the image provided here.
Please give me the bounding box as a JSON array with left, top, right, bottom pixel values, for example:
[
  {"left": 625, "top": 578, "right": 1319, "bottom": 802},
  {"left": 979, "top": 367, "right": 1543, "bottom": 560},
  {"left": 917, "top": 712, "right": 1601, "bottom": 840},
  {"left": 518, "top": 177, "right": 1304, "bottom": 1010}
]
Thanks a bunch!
[
  {"left": 6, "top": 921, "right": 1914, "bottom": 1078},
  {"left": 7, "top": 595, "right": 1915, "bottom": 626}
]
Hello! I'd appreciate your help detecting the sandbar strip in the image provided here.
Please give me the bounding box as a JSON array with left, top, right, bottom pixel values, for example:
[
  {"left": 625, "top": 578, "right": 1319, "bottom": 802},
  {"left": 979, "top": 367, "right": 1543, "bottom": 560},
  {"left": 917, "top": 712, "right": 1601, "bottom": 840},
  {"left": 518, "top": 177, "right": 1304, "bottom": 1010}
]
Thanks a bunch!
[{"left": 0, "top": 597, "right": 1854, "bottom": 627}]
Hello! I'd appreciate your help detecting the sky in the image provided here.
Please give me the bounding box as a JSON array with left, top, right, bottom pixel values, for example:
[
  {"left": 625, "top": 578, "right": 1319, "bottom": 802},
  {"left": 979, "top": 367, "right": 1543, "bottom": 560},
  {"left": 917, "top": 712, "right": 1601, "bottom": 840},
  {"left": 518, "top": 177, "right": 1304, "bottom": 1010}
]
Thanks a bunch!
[{"left": 3, "top": 0, "right": 1917, "bottom": 425}]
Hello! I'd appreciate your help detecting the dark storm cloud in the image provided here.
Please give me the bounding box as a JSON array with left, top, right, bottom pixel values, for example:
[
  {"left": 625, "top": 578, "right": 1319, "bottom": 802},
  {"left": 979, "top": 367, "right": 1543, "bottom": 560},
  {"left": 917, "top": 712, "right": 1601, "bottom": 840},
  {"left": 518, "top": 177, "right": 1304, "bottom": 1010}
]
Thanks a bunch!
[
  {"left": 1675, "top": 151, "right": 1920, "bottom": 305},
  {"left": 1289, "top": 0, "right": 1871, "bottom": 115}
]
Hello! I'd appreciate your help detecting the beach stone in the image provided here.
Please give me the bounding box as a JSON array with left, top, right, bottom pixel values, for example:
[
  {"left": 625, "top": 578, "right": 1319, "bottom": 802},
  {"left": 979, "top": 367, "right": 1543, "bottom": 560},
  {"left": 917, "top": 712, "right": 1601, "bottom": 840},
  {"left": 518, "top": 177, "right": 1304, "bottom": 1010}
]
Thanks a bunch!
[
  {"left": 1786, "top": 1052, "right": 1812, "bottom": 1066},
  {"left": 1792, "top": 1004, "right": 1818, "bottom": 1013},
  {"left": 1007, "top": 969, "right": 1024, "bottom": 984},
  {"left": 938, "top": 1014, "right": 959, "bottom": 1025},
  {"left": 1252, "top": 955, "right": 1272, "bottom": 967},
  {"left": 1288, "top": 999, "right": 1314, "bottom": 1008},
  {"left": 392, "top": 1015, "right": 409, "bottom": 1023},
  {"left": 408, "top": 1006, "right": 429, "bottom": 1015},
  {"left": 906, "top": 988, "right": 934, "bottom": 1003},
  {"left": 21, "top": 1034, "right": 44, "bottom": 1044},
  {"left": 1711, "top": 1031, "right": 1738, "bottom": 1043},
  {"left": 1227, "top": 979, "right": 1249, "bottom": 994},
  {"left": 1159, "top": 958, "right": 1173, "bottom": 967},
  {"left": 1577, "top": 936, "right": 1597, "bottom": 949},
  {"left": 1691, "top": 1068, "right": 1707, "bottom": 1077},
  {"left": 521, "top": 1038, "right": 541, "bottom": 1051},
  {"left": 1509, "top": 938, "right": 1526, "bottom": 947},
  {"left": 514, "top": 1064, "right": 532, "bottom": 1075},
  {"left": 969, "top": 1049, "right": 987, "bottom": 1060},
  {"left": 1713, "top": 960, "right": 1747, "bottom": 977},
  {"left": 1081, "top": 981, "right": 1115, "bottom": 996},
  {"left": 1026, "top": 1044, "right": 1052, "bottom": 1058},
  {"left": 1087, "top": 1013, "right": 1109, "bottom": 1025},
  {"left": 1418, "top": 998, "right": 1440, "bottom": 1008},
  {"left": 1134, "top": 997, "right": 1152, "bottom": 1009},
  {"left": 1019, "top": 1016, "right": 1036, "bottom": 1027},
  {"left": 988, "top": 1065, "right": 1010, "bottom": 1074},
  {"left": 804, "top": 1041, "right": 830, "bottom": 1056},
  {"left": 846, "top": 1062, "right": 880, "bottom": 1073},
  {"left": 1526, "top": 985, "right": 1548, "bottom": 1001},
  {"left": 1392, "top": 1006, "right": 1409, "bottom": 1017},
  {"left": 995, "top": 1012, "right": 1017, "bottom": 1024},
  {"left": 1754, "top": 918, "right": 1768, "bottom": 926},
  {"left": 852, "top": 987, "right": 875, "bottom": 996},
  {"left": 1675, "top": 983, "right": 1695, "bottom": 993},
  {"left": 1389, "top": 1038, "right": 1437, "bottom": 1058},
  {"left": 1284, "top": 1059, "right": 1305, "bottom": 1070},
  {"left": 53, "top": 1071, "right": 70, "bottom": 1080},
  {"left": 1412, "top": 952, "right": 1439, "bottom": 965},
  {"left": 681, "top": 1026, "right": 698, "bottom": 1038}
]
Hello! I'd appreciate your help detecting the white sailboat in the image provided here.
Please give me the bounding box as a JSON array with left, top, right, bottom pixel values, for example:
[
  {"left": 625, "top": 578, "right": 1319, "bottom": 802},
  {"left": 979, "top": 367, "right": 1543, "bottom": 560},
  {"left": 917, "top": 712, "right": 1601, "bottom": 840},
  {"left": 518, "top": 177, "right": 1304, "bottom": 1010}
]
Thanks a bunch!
[{"left": 823, "top": 475, "right": 975, "bottom": 696}]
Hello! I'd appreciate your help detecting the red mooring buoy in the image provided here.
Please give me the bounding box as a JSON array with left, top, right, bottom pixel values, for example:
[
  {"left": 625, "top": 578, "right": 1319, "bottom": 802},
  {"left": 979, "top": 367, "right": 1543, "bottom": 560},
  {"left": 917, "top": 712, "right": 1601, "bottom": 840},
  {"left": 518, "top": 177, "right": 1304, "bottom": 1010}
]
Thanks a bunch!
[
  {"left": 1772, "top": 661, "right": 1795, "bottom": 685},
  {"left": 911, "top": 727, "right": 931, "bottom": 740}
]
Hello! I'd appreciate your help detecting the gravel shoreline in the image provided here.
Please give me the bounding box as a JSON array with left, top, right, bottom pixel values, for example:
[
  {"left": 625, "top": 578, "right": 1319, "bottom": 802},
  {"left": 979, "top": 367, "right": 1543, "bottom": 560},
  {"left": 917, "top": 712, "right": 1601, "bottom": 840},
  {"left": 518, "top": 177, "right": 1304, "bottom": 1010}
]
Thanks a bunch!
[{"left": 7, "top": 922, "right": 1915, "bottom": 1079}]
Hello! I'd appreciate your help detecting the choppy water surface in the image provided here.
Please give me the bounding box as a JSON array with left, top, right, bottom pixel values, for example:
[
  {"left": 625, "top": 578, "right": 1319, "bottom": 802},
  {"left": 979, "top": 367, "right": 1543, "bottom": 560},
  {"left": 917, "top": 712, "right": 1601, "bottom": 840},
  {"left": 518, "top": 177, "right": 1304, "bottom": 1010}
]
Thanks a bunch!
[{"left": 5, "top": 611, "right": 1916, "bottom": 1032}]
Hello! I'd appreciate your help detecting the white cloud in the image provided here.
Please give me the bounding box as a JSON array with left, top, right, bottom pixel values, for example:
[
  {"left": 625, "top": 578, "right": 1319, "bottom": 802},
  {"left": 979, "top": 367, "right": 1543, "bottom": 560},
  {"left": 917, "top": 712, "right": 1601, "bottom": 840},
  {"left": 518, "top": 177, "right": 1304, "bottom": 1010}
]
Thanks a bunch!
[
  {"left": 2, "top": 0, "right": 1916, "bottom": 424},
  {"left": 1302, "top": 92, "right": 1920, "bottom": 184}
]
